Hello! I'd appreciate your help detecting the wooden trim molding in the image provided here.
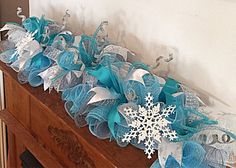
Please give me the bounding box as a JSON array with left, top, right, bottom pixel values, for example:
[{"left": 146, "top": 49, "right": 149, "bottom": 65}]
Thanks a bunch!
[
  {"left": 48, "top": 125, "right": 95, "bottom": 168},
  {"left": 0, "top": 71, "right": 7, "bottom": 168}
]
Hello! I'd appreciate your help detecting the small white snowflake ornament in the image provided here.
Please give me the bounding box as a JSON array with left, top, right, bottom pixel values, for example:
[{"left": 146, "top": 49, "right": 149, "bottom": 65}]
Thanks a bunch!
[
  {"left": 15, "top": 31, "right": 37, "bottom": 56},
  {"left": 122, "top": 92, "right": 177, "bottom": 159}
]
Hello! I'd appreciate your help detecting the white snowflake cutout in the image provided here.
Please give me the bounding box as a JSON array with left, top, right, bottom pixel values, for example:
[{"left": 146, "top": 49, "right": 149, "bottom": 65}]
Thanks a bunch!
[
  {"left": 122, "top": 92, "right": 178, "bottom": 159},
  {"left": 15, "top": 31, "right": 37, "bottom": 57}
]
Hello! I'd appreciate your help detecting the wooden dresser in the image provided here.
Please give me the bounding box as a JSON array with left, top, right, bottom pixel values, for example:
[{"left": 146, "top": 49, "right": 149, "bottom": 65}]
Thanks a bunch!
[{"left": 0, "top": 61, "right": 156, "bottom": 168}]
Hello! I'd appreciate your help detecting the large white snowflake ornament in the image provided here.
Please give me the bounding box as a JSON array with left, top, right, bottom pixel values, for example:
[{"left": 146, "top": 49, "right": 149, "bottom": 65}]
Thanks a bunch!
[{"left": 122, "top": 92, "right": 178, "bottom": 159}]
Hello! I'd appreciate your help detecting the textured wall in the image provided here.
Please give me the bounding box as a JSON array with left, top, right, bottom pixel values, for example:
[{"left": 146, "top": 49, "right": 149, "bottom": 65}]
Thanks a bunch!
[{"left": 29, "top": 0, "right": 236, "bottom": 110}]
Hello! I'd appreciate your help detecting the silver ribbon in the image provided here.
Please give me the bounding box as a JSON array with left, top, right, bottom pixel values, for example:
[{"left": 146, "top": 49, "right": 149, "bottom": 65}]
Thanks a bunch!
[
  {"left": 191, "top": 128, "right": 236, "bottom": 167},
  {"left": 0, "top": 23, "right": 25, "bottom": 32},
  {"left": 87, "top": 87, "right": 117, "bottom": 105},
  {"left": 10, "top": 33, "right": 42, "bottom": 72},
  {"left": 39, "top": 65, "right": 63, "bottom": 91},
  {"left": 43, "top": 46, "right": 63, "bottom": 61},
  {"left": 125, "top": 68, "right": 150, "bottom": 85},
  {"left": 0, "top": 24, "right": 26, "bottom": 44},
  {"left": 98, "top": 44, "right": 135, "bottom": 61},
  {"left": 73, "top": 35, "right": 82, "bottom": 47},
  {"left": 8, "top": 29, "right": 27, "bottom": 44}
]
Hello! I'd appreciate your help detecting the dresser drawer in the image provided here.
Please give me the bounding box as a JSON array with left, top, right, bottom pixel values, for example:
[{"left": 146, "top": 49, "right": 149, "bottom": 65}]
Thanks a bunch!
[
  {"left": 30, "top": 96, "right": 115, "bottom": 168},
  {"left": 4, "top": 74, "right": 30, "bottom": 129}
]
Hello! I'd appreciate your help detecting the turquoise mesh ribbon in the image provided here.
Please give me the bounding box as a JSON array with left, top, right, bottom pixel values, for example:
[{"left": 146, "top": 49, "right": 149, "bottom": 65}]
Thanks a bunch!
[
  {"left": 151, "top": 141, "right": 229, "bottom": 168},
  {"left": 18, "top": 52, "right": 52, "bottom": 87},
  {"left": 22, "top": 16, "right": 53, "bottom": 43},
  {"left": 0, "top": 49, "right": 18, "bottom": 64},
  {"left": 151, "top": 141, "right": 211, "bottom": 168},
  {"left": 159, "top": 78, "right": 218, "bottom": 141},
  {"left": 78, "top": 35, "right": 97, "bottom": 66},
  {"left": 57, "top": 51, "right": 82, "bottom": 71},
  {"left": 62, "top": 84, "right": 93, "bottom": 119}
]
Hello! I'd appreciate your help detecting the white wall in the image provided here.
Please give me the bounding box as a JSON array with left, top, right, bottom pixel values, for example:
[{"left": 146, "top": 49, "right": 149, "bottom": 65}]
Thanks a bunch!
[{"left": 29, "top": 0, "right": 236, "bottom": 109}]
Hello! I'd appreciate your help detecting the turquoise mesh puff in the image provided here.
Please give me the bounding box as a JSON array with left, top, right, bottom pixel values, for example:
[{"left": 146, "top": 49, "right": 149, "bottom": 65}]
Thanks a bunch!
[
  {"left": 78, "top": 35, "right": 97, "bottom": 66},
  {"left": 22, "top": 16, "right": 54, "bottom": 43},
  {"left": 158, "top": 78, "right": 218, "bottom": 141},
  {"left": 0, "top": 37, "right": 18, "bottom": 65},
  {"left": 18, "top": 52, "right": 52, "bottom": 87},
  {"left": 77, "top": 21, "right": 109, "bottom": 67},
  {"left": 22, "top": 15, "right": 68, "bottom": 47},
  {"left": 0, "top": 49, "right": 18, "bottom": 64},
  {"left": 22, "top": 17, "right": 41, "bottom": 33},
  {"left": 62, "top": 84, "right": 92, "bottom": 119},
  {"left": 165, "top": 155, "right": 182, "bottom": 168},
  {"left": 124, "top": 73, "right": 160, "bottom": 106},
  {"left": 115, "top": 123, "right": 130, "bottom": 147},
  {"left": 86, "top": 106, "right": 112, "bottom": 139},
  {"left": 151, "top": 141, "right": 211, "bottom": 168},
  {"left": 56, "top": 51, "right": 82, "bottom": 71},
  {"left": 181, "top": 141, "right": 209, "bottom": 168},
  {"left": 55, "top": 32, "right": 74, "bottom": 46},
  {"left": 86, "top": 102, "right": 131, "bottom": 142},
  {"left": 170, "top": 105, "right": 217, "bottom": 142}
]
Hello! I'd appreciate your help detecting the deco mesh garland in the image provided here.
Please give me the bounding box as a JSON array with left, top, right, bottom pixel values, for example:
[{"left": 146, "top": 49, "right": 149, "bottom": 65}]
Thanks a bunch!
[{"left": 0, "top": 8, "right": 236, "bottom": 168}]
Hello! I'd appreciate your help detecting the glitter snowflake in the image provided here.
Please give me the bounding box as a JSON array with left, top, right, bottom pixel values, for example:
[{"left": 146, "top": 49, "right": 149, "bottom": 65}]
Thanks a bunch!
[
  {"left": 15, "top": 31, "right": 37, "bottom": 56},
  {"left": 122, "top": 92, "right": 177, "bottom": 159}
]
